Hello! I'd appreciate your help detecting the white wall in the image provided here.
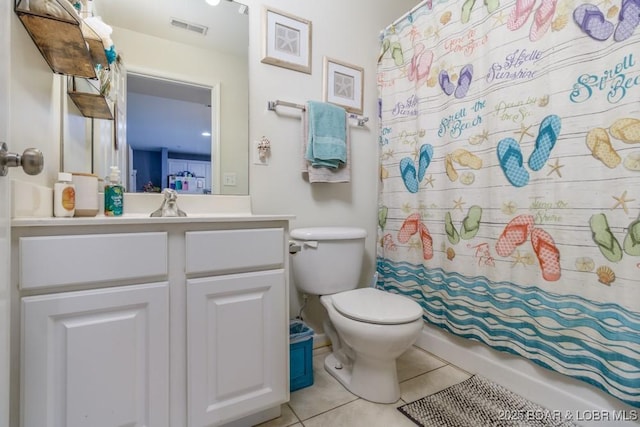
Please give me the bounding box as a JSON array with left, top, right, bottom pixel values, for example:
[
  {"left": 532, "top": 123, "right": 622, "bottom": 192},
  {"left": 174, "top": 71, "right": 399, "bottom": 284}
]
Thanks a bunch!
[{"left": 246, "top": 0, "right": 418, "bottom": 333}]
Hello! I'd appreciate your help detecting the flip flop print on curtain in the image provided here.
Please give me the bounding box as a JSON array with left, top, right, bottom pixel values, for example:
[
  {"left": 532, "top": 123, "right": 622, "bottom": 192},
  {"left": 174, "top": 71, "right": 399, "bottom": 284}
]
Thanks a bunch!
[
  {"left": 399, "top": 144, "right": 434, "bottom": 193},
  {"left": 497, "top": 114, "right": 562, "bottom": 187},
  {"left": 398, "top": 213, "right": 434, "bottom": 260},
  {"left": 438, "top": 64, "right": 473, "bottom": 98},
  {"left": 614, "top": 0, "right": 640, "bottom": 41},
  {"left": 460, "top": 0, "right": 501, "bottom": 23},
  {"left": 408, "top": 43, "right": 434, "bottom": 87},
  {"left": 507, "top": 0, "right": 559, "bottom": 41},
  {"left": 586, "top": 118, "right": 640, "bottom": 168},
  {"left": 573, "top": 0, "right": 640, "bottom": 41},
  {"left": 444, "top": 205, "right": 483, "bottom": 244}
]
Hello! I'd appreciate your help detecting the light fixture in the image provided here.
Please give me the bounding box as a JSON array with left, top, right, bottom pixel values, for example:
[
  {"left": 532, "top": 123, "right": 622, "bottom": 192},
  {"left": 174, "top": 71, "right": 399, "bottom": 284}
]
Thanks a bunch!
[
  {"left": 201, "top": 131, "right": 211, "bottom": 137},
  {"left": 205, "top": 0, "right": 220, "bottom": 6},
  {"left": 238, "top": 4, "right": 248, "bottom": 14}
]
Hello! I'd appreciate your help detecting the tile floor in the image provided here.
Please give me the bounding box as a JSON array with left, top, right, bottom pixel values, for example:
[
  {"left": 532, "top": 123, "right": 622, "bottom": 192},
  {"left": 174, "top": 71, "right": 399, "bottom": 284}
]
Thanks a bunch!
[{"left": 255, "top": 346, "right": 471, "bottom": 427}]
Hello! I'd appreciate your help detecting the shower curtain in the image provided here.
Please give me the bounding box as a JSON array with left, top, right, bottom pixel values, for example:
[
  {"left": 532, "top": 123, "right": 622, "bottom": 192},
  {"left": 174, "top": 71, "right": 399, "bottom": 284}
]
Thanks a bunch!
[{"left": 377, "top": 0, "right": 640, "bottom": 408}]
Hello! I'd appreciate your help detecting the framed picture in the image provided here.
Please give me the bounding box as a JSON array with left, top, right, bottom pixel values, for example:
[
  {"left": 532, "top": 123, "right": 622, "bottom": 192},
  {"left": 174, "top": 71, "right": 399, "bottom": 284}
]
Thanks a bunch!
[
  {"left": 261, "top": 7, "right": 312, "bottom": 74},
  {"left": 323, "top": 57, "right": 364, "bottom": 114}
]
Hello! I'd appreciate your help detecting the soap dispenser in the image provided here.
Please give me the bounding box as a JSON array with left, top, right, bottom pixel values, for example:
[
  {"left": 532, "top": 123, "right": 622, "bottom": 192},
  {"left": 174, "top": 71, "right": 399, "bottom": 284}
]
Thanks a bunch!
[{"left": 104, "top": 166, "right": 124, "bottom": 216}]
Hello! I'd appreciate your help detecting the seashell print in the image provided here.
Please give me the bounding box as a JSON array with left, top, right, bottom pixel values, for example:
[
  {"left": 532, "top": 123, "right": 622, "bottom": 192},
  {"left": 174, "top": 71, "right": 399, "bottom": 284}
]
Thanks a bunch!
[
  {"left": 551, "top": 15, "right": 568, "bottom": 31},
  {"left": 623, "top": 152, "right": 640, "bottom": 172},
  {"left": 575, "top": 257, "right": 595, "bottom": 272},
  {"left": 596, "top": 265, "right": 615, "bottom": 285},
  {"left": 440, "top": 11, "right": 452, "bottom": 25},
  {"left": 607, "top": 5, "right": 620, "bottom": 19},
  {"left": 538, "top": 95, "right": 550, "bottom": 107},
  {"left": 427, "top": 75, "right": 437, "bottom": 87},
  {"left": 380, "top": 166, "right": 389, "bottom": 179},
  {"left": 446, "top": 247, "right": 456, "bottom": 260},
  {"left": 460, "top": 172, "right": 475, "bottom": 185}
]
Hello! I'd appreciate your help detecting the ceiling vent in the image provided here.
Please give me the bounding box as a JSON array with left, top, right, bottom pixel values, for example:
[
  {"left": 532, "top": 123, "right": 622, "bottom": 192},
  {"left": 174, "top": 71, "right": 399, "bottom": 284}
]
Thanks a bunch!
[{"left": 170, "top": 18, "right": 209, "bottom": 36}]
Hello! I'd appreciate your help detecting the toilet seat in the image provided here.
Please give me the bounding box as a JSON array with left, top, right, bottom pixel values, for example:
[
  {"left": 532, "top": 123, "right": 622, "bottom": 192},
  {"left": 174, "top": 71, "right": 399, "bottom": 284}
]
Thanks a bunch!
[{"left": 331, "top": 288, "right": 423, "bottom": 325}]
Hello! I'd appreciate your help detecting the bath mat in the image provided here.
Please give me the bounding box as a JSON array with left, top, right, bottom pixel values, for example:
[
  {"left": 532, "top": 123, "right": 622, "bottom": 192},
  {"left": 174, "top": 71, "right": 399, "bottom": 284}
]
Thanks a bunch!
[{"left": 398, "top": 375, "right": 578, "bottom": 427}]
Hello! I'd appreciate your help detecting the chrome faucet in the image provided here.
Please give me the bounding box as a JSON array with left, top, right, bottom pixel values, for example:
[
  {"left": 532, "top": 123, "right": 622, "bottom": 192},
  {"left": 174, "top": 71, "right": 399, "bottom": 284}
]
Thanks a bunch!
[{"left": 150, "top": 188, "right": 187, "bottom": 217}]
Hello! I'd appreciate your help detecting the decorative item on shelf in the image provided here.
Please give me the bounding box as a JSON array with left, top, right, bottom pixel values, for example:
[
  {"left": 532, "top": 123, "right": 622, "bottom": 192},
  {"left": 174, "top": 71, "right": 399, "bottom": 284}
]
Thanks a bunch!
[
  {"left": 258, "top": 136, "right": 271, "bottom": 161},
  {"left": 142, "top": 181, "right": 161, "bottom": 193},
  {"left": 261, "top": 6, "right": 312, "bottom": 74}
]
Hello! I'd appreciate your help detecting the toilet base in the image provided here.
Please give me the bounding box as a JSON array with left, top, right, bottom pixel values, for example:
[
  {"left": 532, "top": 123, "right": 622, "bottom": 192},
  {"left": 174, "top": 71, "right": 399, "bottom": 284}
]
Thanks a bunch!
[{"left": 324, "top": 352, "right": 401, "bottom": 404}]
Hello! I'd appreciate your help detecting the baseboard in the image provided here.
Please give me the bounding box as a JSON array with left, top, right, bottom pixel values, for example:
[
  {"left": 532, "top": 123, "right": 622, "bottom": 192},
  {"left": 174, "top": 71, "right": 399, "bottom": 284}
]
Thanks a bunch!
[
  {"left": 313, "top": 333, "right": 330, "bottom": 349},
  {"left": 416, "top": 324, "right": 638, "bottom": 426}
]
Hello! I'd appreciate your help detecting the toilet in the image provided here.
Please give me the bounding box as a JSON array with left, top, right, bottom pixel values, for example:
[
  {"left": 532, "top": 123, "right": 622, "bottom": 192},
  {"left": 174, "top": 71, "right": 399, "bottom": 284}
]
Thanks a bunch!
[{"left": 289, "top": 227, "right": 424, "bottom": 403}]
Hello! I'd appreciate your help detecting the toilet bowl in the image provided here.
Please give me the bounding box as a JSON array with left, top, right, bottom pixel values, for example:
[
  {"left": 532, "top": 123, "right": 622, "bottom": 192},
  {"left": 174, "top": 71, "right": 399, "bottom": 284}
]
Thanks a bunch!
[{"left": 289, "top": 227, "right": 424, "bottom": 403}]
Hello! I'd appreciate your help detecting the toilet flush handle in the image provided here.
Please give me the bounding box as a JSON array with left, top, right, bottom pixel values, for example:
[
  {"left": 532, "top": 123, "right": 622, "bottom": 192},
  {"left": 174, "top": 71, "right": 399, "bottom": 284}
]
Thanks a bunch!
[{"left": 288, "top": 241, "right": 302, "bottom": 254}]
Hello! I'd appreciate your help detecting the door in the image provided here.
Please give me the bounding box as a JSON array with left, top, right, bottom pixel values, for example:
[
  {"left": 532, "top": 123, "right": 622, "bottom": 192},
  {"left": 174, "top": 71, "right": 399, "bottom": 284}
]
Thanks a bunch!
[{"left": 0, "top": 1, "right": 11, "bottom": 425}]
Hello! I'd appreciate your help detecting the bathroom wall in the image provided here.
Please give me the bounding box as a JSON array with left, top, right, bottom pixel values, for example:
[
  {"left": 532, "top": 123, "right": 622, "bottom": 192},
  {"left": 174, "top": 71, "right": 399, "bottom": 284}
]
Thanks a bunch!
[{"left": 246, "top": 0, "right": 419, "bottom": 333}]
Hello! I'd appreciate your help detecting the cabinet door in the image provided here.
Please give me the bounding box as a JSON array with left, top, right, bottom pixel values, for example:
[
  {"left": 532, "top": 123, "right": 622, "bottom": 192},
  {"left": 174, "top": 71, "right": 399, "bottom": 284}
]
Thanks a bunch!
[
  {"left": 187, "top": 270, "right": 287, "bottom": 427},
  {"left": 168, "top": 159, "right": 189, "bottom": 175},
  {"left": 22, "top": 283, "right": 169, "bottom": 427},
  {"left": 188, "top": 161, "right": 208, "bottom": 178}
]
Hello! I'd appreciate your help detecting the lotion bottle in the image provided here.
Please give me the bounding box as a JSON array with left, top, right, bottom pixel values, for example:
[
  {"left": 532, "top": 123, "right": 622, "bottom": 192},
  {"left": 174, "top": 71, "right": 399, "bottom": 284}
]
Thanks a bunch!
[
  {"left": 54, "top": 172, "right": 76, "bottom": 217},
  {"left": 104, "top": 166, "right": 124, "bottom": 216}
]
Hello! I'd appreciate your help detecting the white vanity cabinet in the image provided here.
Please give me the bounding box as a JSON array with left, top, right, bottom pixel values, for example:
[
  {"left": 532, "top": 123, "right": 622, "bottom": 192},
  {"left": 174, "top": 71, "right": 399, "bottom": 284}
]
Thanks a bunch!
[
  {"left": 10, "top": 217, "right": 291, "bottom": 427},
  {"left": 15, "top": 231, "right": 170, "bottom": 427},
  {"left": 185, "top": 229, "right": 287, "bottom": 427}
]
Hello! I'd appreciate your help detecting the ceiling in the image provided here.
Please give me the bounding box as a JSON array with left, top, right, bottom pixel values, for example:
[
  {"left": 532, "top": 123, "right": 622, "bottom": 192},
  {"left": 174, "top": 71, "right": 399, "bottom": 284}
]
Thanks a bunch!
[{"left": 92, "top": 0, "right": 249, "bottom": 156}]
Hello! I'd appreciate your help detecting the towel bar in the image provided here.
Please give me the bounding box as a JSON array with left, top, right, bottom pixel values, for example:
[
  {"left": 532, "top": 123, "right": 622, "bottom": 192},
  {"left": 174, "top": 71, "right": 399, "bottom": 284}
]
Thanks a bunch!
[{"left": 267, "top": 100, "right": 369, "bottom": 127}]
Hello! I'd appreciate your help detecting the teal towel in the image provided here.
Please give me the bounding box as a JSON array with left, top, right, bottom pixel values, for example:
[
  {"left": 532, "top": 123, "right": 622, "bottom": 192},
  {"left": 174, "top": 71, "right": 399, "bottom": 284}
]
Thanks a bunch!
[{"left": 305, "top": 101, "right": 347, "bottom": 169}]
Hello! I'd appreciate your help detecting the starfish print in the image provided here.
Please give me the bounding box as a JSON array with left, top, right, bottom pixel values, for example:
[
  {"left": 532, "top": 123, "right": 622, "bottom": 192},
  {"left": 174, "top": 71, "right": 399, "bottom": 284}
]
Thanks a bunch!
[
  {"left": 515, "top": 123, "right": 534, "bottom": 143},
  {"left": 547, "top": 158, "right": 564, "bottom": 177},
  {"left": 492, "top": 10, "right": 506, "bottom": 27},
  {"left": 611, "top": 191, "right": 635, "bottom": 214},
  {"left": 424, "top": 174, "right": 435, "bottom": 188},
  {"left": 453, "top": 197, "right": 465, "bottom": 212},
  {"left": 275, "top": 26, "right": 299, "bottom": 55},
  {"left": 502, "top": 201, "right": 517, "bottom": 215},
  {"left": 511, "top": 250, "right": 528, "bottom": 267},
  {"left": 333, "top": 73, "right": 353, "bottom": 98}
]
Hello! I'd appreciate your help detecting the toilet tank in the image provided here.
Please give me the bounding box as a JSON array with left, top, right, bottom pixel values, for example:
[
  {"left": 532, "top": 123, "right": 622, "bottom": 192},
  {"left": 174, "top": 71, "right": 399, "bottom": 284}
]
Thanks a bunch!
[{"left": 290, "top": 227, "right": 367, "bottom": 295}]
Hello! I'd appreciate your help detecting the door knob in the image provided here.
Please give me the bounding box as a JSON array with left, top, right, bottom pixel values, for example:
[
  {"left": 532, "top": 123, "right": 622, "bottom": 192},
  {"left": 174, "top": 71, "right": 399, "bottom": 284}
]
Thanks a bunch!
[{"left": 0, "top": 142, "right": 44, "bottom": 176}]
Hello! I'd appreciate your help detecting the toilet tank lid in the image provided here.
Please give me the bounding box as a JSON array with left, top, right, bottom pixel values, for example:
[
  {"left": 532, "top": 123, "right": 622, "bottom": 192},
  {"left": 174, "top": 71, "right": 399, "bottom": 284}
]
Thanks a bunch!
[{"left": 290, "top": 227, "right": 367, "bottom": 240}]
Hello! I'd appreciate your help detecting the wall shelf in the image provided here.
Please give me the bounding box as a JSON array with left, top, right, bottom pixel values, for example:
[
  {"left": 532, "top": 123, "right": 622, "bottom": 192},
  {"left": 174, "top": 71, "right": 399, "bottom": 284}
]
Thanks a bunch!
[
  {"left": 15, "top": 0, "right": 114, "bottom": 120},
  {"left": 68, "top": 76, "right": 114, "bottom": 120},
  {"left": 14, "top": 0, "right": 98, "bottom": 78}
]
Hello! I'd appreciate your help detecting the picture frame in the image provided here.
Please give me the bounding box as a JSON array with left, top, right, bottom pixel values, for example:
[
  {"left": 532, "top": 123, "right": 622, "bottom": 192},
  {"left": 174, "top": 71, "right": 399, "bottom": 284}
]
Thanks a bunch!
[
  {"left": 261, "top": 7, "right": 312, "bottom": 74},
  {"left": 323, "top": 57, "right": 364, "bottom": 114}
]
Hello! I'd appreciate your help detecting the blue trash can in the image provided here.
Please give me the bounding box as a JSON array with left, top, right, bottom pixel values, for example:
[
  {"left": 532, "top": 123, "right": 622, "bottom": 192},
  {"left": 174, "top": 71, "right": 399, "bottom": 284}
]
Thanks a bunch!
[{"left": 289, "top": 320, "right": 314, "bottom": 391}]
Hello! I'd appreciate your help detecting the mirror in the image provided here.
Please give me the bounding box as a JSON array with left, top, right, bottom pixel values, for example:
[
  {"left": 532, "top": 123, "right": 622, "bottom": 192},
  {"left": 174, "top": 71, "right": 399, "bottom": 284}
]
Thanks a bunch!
[
  {"left": 126, "top": 73, "right": 216, "bottom": 194},
  {"left": 79, "top": 0, "right": 249, "bottom": 195}
]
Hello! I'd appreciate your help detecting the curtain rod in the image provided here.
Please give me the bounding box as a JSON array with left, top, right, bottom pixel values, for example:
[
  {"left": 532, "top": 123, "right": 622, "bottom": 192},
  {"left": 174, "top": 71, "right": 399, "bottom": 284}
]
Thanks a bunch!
[{"left": 383, "top": 0, "right": 431, "bottom": 34}]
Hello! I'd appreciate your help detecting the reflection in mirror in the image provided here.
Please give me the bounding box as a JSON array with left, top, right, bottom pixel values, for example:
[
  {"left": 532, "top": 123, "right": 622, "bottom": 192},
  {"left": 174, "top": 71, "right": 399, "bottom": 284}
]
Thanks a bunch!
[
  {"left": 85, "top": 0, "right": 249, "bottom": 195},
  {"left": 126, "top": 73, "right": 216, "bottom": 194}
]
